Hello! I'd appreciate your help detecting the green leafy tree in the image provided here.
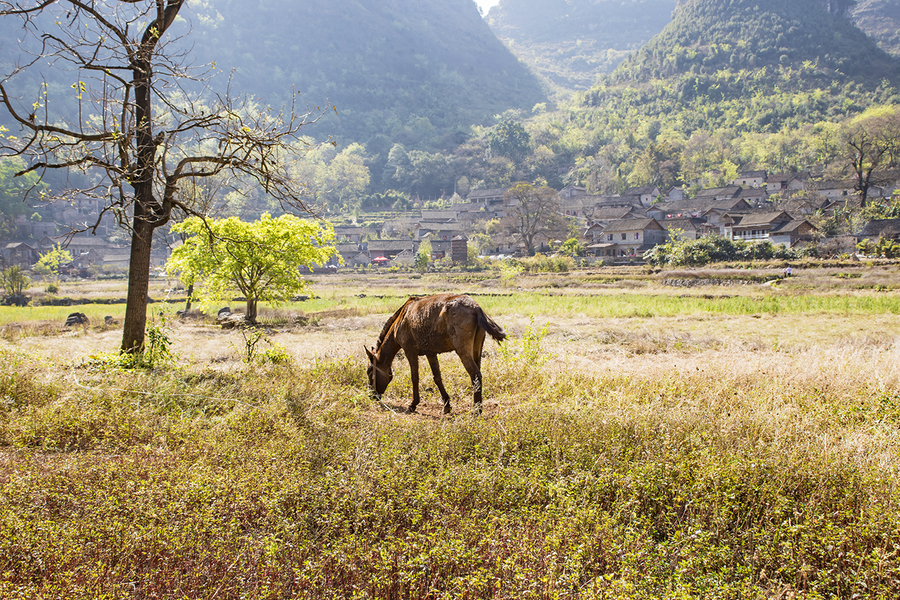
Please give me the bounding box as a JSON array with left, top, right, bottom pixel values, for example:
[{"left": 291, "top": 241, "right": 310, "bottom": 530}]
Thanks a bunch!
[
  {"left": 415, "top": 237, "right": 432, "bottom": 272},
  {"left": 0, "top": 265, "right": 30, "bottom": 297},
  {"left": 0, "top": 157, "right": 45, "bottom": 238},
  {"left": 167, "top": 214, "right": 338, "bottom": 323},
  {"left": 33, "top": 245, "right": 73, "bottom": 282},
  {"left": 488, "top": 115, "right": 531, "bottom": 162},
  {"left": 383, "top": 144, "right": 411, "bottom": 189},
  {"left": 558, "top": 238, "right": 584, "bottom": 257},
  {"left": 314, "top": 143, "right": 371, "bottom": 211}
]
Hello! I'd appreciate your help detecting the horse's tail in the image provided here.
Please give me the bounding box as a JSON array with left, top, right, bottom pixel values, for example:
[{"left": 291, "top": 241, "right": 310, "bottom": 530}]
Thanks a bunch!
[{"left": 477, "top": 308, "right": 507, "bottom": 342}]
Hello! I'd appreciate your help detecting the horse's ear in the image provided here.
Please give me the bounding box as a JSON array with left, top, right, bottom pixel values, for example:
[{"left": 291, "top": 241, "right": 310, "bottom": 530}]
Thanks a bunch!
[{"left": 365, "top": 346, "right": 375, "bottom": 361}]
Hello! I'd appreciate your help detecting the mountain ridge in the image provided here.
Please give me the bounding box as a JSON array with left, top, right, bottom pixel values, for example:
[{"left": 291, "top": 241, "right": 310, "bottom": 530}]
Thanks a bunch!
[
  {"left": 486, "top": 0, "right": 678, "bottom": 92},
  {"left": 614, "top": 0, "right": 899, "bottom": 86},
  {"left": 186, "top": 0, "right": 547, "bottom": 149}
]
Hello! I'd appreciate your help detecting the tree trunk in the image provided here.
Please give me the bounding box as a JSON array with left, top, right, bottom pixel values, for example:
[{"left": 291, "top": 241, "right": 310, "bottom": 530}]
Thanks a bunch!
[
  {"left": 121, "top": 217, "right": 155, "bottom": 353},
  {"left": 246, "top": 298, "right": 258, "bottom": 324},
  {"left": 184, "top": 283, "right": 193, "bottom": 312}
]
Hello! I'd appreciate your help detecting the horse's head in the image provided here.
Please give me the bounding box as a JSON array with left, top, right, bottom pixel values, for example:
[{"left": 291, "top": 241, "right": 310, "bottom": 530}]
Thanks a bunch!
[{"left": 365, "top": 346, "right": 393, "bottom": 398}]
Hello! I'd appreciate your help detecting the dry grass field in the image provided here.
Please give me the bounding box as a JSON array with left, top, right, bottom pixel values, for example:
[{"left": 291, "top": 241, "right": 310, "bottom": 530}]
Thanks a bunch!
[{"left": 1, "top": 263, "right": 900, "bottom": 598}]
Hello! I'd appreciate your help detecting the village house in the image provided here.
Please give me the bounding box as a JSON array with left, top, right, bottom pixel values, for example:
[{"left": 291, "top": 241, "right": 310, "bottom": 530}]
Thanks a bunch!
[
  {"left": 722, "top": 211, "right": 815, "bottom": 246},
  {"left": 366, "top": 239, "right": 419, "bottom": 263},
  {"left": 1, "top": 242, "right": 40, "bottom": 269},
  {"left": 559, "top": 195, "right": 591, "bottom": 219},
  {"left": 773, "top": 195, "right": 831, "bottom": 215},
  {"left": 581, "top": 207, "right": 640, "bottom": 244},
  {"left": 661, "top": 217, "right": 710, "bottom": 241},
  {"left": 416, "top": 225, "right": 465, "bottom": 243},
  {"left": 857, "top": 218, "right": 900, "bottom": 244},
  {"left": 647, "top": 196, "right": 752, "bottom": 222},
  {"left": 699, "top": 198, "right": 757, "bottom": 232},
  {"left": 768, "top": 219, "right": 817, "bottom": 247},
  {"left": 732, "top": 170, "right": 767, "bottom": 188},
  {"left": 466, "top": 188, "right": 507, "bottom": 218},
  {"left": 807, "top": 179, "right": 860, "bottom": 200},
  {"left": 390, "top": 248, "right": 417, "bottom": 267},
  {"left": 695, "top": 185, "right": 740, "bottom": 203},
  {"left": 558, "top": 185, "right": 588, "bottom": 200},
  {"left": 99, "top": 249, "right": 132, "bottom": 273},
  {"left": 621, "top": 186, "right": 661, "bottom": 208},
  {"left": 381, "top": 216, "right": 420, "bottom": 238},
  {"left": 14, "top": 215, "right": 58, "bottom": 240},
  {"left": 666, "top": 187, "right": 686, "bottom": 202},
  {"left": 421, "top": 208, "right": 465, "bottom": 221},
  {"left": 734, "top": 187, "right": 768, "bottom": 206},
  {"left": 766, "top": 172, "right": 810, "bottom": 193},
  {"left": 586, "top": 217, "right": 667, "bottom": 258},
  {"left": 335, "top": 243, "right": 367, "bottom": 267},
  {"left": 874, "top": 169, "right": 900, "bottom": 198},
  {"left": 333, "top": 225, "right": 378, "bottom": 243}
]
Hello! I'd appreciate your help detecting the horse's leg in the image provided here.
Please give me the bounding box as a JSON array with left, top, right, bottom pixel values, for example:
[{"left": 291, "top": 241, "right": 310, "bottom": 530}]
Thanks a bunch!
[
  {"left": 406, "top": 353, "right": 421, "bottom": 414},
  {"left": 456, "top": 351, "right": 483, "bottom": 414},
  {"left": 473, "top": 329, "right": 486, "bottom": 371},
  {"left": 426, "top": 354, "right": 452, "bottom": 414}
]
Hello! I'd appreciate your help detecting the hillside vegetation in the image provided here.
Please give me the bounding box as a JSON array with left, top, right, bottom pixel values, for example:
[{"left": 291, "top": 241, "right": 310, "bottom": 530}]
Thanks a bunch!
[
  {"left": 185, "top": 0, "right": 546, "bottom": 150},
  {"left": 487, "top": 0, "right": 678, "bottom": 91},
  {"left": 616, "top": 0, "right": 897, "bottom": 84},
  {"left": 517, "top": 0, "right": 900, "bottom": 194},
  {"left": 854, "top": 0, "right": 900, "bottom": 57},
  {"left": 0, "top": 0, "right": 545, "bottom": 153}
]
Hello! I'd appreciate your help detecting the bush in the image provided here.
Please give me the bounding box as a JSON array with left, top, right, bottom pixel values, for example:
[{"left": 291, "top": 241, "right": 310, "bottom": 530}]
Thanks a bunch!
[
  {"left": 519, "top": 254, "right": 576, "bottom": 273},
  {"left": 645, "top": 235, "right": 799, "bottom": 267}
]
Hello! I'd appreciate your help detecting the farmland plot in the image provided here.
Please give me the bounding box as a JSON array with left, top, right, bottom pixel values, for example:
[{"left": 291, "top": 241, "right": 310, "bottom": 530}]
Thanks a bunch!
[{"left": 1, "top": 268, "right": 899, "bottom": 598}]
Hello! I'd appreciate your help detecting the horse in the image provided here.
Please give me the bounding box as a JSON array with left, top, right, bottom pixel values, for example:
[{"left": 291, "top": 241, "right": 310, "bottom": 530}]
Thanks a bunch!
[{"left": 365, "top": 293, "right": 507, "bottom": 414}]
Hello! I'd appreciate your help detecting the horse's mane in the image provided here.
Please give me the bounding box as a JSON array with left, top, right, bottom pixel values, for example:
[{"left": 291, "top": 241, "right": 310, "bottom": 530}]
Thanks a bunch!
[{"left": 374, "top": 297, "right": 417, "bottom": 350}]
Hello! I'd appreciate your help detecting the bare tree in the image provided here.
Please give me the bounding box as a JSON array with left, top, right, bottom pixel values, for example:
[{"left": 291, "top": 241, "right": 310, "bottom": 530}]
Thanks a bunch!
[
  {"left": 843, "top": 108, "right": 900, "bottom": 208},
  {"left": 0, "top": 0, "right": 325, "bottom": 353},
  {"left": 502, "top": 182, "right": 566, "bottom": 255}
]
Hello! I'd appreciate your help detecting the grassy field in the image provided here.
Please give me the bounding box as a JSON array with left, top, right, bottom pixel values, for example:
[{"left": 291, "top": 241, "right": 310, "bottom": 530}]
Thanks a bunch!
[{"left": 1, "top": 265, "right": 900, "bottom": 598}]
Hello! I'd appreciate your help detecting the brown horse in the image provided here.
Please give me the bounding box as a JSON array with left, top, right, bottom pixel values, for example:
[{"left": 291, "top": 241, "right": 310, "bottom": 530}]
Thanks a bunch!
[{"left": 365, "top": 293, "right": 507, "bottom": 414}]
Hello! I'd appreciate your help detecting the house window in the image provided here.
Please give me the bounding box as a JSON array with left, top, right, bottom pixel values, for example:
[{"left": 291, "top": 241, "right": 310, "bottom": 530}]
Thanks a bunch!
[
  {"left": 621, "top": 233, "right": 627, "bottom": 241},
  {"left": 607, "top": 234, "right": 613, "bottom": 241},
  {"left": 634, "top": 232, "right": 640, "bottom": 240}
]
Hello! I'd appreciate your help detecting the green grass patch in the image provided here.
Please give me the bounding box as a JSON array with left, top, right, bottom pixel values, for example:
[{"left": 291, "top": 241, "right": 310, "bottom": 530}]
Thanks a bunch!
[
  {"left": 471, "top": 291, "right": 900, "bottom": 319},
  {"left": 0, "top": 303, "right": 126, "bottom": 326}
]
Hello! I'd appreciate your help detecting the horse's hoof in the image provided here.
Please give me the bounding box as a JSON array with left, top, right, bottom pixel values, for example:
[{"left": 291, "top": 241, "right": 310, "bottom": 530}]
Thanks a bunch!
[
  {"left": 442, "top": 406, "right": 452, "bottom": 415},
  {"left": 406, "top": 407, "right": 417, "bottom": 414}
]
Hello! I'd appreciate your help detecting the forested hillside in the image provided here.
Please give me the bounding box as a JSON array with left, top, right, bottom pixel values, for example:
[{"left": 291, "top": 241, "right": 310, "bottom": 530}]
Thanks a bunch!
[
  {"left": 0, "top": 0, "right": 545, "bottom": 152},
  {"left": 517, "top": 0, "right": 900, "bottom": 195},
  {"left": 486, "top": 0, "right": 678, "bottom": 91},
  {"left": 853, "top": 0, "right": 900, "bottom": 57},
  {"left": 186, "top": 0, "right": 545, "bottom": 150},
  {"left": 569, "top": 0, "right": 900, "bottom": 139},
  {"left": 616, "top": 0, "right": 896, "bottom": 85}
]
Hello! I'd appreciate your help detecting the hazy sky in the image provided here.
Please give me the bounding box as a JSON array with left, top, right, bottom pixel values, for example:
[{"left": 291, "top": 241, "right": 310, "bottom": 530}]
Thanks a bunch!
[{"left": 476, "top": 0, "right": 500, "bottom": 15}]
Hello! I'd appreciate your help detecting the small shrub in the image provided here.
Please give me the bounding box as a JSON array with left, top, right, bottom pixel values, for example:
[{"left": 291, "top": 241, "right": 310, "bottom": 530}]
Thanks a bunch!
[
  {"left": 499, "top": 315, "right": 552, "bottom": 367},
  {"left": 260, "top": 342, "right": 292, "bottom": 365},
  {"left": 499, "top": 261, "right": 523, "bottom": 287},
  {"left": 240, "top": 326, "right": 266, "bottom": 363}
]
